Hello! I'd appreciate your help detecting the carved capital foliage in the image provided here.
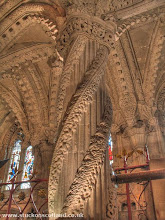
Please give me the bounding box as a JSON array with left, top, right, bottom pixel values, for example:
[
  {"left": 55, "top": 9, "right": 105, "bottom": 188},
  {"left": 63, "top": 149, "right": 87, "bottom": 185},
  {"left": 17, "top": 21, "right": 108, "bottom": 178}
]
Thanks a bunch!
[
  {"left": 123, "top": 124, "right": 148, "bottom": 149},
  {"left": 137, "top": 101, "right": 156, "bottom": 128},
  {"left": 48, "top": 46, "right": 109, "bottom": 215},
  {"left": 119, "top": 92, "right": 137, "bottom": 127},
  {"left": 57, "top": 15, "right": 116, "bottom": 58}
]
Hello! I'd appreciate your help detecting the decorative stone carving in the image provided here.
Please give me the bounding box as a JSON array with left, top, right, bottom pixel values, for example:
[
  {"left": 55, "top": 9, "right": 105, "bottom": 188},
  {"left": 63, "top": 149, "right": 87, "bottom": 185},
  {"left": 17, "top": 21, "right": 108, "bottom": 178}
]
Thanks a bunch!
[
  {"left": 48, "top": 50, "right": 64, "bottom": 142},
  {"left": 0, "top": 12, "right": 58, "bottom": 52},
  {"left": 0, "top": 1, "right": 165, "bottom": 219},
  {"left": 119, "top": 92, "right": 137, "bottom": 127},
  {"left": 137, "top": 101, "right": 156, "bottom": 129},
  {"left": 110, "top": 0, "right": 143, "bottom": 12},
  {"left": 57, "top": 15, "right": 116, "bottom": 57},
  {"left": 106, "top": 166, "right": 118, "bottom": 220},
  {"left": 143, "top": 28, "right": 165, "bottom": 107},
  {"left": 48, "top": 46, "right": 109, "bottom": 215},
  {"left": 67, "top": 0, "right": 114, "bottom": 16},
  {"left": 0, "top": 44, "right": 55, "bottom": 73},
  {"left": 0, "top": 83, "right": 29, "bottom": 136},
  {"left": 61, "top": 99, "right": 112, "bottom": 214},
  {"left": 115, "top": 11, "right": 162, "bottom": 41},
  {"left": 55, "top": 35, "right": 87, "bottom": 128},
  {"left": 157, "top": 86, "right": 165, "bottom": 136},
  {"left": 1, "top": 123, "right": 18, "bottom": 159}
]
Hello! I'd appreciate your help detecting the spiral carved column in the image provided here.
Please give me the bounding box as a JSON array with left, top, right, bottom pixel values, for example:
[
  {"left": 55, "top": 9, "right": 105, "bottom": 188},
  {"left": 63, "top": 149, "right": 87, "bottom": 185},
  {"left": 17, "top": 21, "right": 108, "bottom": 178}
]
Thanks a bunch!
[{"left": 48, "top": 13, "right": 117, "bottom": 219}]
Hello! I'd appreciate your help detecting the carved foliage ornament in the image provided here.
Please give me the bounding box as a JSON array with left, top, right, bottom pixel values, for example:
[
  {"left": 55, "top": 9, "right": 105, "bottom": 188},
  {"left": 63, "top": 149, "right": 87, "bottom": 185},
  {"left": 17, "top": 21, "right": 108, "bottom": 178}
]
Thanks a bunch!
[
  {"left": 57, "top": 15, "right": 116, "bottom": 57},
  {"left": 110, "top": 0, "right": 143, "bottom": 12},
  {"left": 56, "top": 36, "right": 88, "bottom": 127},
  {"left": 48, "top": 46, "right": 109, "bottom": 215},
  {"left": 119, "top": 92, "right": 137, "bottom": 127},
  {"left": 67, "top": 0, "right": 112, "bottom": 17},
  {"left": 61, "top": 99, "right": 113, "bottom": 215}
]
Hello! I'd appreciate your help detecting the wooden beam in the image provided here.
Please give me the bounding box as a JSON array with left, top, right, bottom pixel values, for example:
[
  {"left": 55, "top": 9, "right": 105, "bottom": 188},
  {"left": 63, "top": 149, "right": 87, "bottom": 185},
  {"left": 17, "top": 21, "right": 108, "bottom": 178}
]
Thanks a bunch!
[{"left": 112, "top": 169, "right": 165, "bottom": 184}]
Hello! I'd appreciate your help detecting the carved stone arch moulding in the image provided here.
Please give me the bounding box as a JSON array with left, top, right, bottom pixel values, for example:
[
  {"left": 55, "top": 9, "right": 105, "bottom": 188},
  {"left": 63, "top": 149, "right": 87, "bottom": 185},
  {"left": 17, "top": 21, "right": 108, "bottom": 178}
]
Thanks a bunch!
[
  {"left": 107, "top": 11, "right": 165, "bottom": 130},
  {"left": 114, "top": 9, "right": 164, "bottom": 41},
  {"left": 0, "top": 83, "right": 29, "bottom": 141},
  {"left": 143, "top": 22, "right": 165, "bottom": 107},
  {"left": 0, "top": 3, "right": 66, "bottom": 146},
  {"left": 0, "top": 123, "right": 18, "bottom": 160},
  {"left": 0, "top": 65, "right": 45, "bottom": 147},
  {"left": 155, "top": 82, "right": 165, "bottom": 104},
  {"left": 0, "top": 44, "right": 55, "bottom": 73},
  {"left": 0, "top": 3, "right": 62, "bottom": 52},
  {"left": 107, "top": 41, "right": 137, "bottom": 128}
]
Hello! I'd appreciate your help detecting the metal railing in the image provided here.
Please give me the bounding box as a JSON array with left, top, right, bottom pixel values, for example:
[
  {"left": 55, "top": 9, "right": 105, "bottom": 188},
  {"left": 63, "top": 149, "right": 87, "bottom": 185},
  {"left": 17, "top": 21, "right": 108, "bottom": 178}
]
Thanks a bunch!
[{"left": 0, "top": 176, "right": 48, "bottom": 220}]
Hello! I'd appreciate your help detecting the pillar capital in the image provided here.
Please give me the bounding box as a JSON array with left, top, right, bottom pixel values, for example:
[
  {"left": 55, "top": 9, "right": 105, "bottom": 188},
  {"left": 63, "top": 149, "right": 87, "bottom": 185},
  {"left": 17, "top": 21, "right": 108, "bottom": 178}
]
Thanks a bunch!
[{"left": 57, "top": 13, "right": 117, "bottom": 59}]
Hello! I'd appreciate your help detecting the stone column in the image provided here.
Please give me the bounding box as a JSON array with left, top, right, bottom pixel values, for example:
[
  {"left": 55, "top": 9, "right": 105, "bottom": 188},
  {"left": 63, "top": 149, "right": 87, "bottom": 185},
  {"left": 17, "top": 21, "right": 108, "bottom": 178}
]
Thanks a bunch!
[
  {"left": 147, "top": 121, "right": 165, "bottom": 220},
  {"left": 48, "top": 8, "right": 117, "bottom": 219},
  {"left": 33, "top": 141, "right": 54, "bottom": 213},
  {"left": 33, "top": 141, "right": 54, "bottom": 179}
]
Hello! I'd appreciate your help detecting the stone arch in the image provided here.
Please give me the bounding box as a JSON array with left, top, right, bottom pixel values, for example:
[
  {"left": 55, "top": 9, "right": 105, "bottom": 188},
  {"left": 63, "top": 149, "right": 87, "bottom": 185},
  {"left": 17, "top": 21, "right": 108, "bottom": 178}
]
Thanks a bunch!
[
  {"left": 0, "top": 2, "right": 66, "bottom": 145},
  {"left": 0, "top": 3, "right": 65, "bottom": 52},
  {"left": 0, "top": 83, "right": 28, "bottom": 135}
]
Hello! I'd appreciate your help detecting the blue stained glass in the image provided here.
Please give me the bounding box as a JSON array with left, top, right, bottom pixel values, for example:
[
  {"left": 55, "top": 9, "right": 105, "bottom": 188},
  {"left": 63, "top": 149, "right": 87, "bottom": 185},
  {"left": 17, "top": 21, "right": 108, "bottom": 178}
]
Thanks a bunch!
[
  {"left": 21, "top": 145, "right": 34, "bottom": 189},
  {"left": 6, "top": 140, "right": 21, "bottom": 189}
]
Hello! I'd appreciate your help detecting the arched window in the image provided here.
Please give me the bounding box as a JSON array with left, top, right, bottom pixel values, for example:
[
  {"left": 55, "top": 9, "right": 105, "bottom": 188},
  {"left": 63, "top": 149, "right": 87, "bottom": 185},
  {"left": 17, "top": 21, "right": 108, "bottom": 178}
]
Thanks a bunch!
[
  {"left": 108, "top": 134, "right": 113, "bottom": 165},
  {"left": 6, "top": 140, "right": 22, "bottom": 189},
  {"left": 21, "top": 145, "right": 34, "bottom": 189}
]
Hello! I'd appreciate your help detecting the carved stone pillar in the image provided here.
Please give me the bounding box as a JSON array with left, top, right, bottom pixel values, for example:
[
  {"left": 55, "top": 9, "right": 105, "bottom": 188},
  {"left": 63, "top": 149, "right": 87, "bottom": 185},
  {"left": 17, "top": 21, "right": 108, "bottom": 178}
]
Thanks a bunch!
[
  {"left": 48, "top": 6, "right": 117, "bottom": 219},
  {"left": 33, "top": 141, "right": 54, "bottom": 213},
  {"left": 147, "top": 121, "right": 165, "bottom": 220},
  {"left": 34, "top": 141, "right": 54, "bottom": 180}
]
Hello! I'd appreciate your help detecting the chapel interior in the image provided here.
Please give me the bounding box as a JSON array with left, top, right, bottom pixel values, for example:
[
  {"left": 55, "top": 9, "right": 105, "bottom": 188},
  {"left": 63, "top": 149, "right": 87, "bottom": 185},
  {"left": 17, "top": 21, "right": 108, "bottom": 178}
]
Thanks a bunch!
[{"left": 0, "top": 0, "right": 165, "bottom": 219}]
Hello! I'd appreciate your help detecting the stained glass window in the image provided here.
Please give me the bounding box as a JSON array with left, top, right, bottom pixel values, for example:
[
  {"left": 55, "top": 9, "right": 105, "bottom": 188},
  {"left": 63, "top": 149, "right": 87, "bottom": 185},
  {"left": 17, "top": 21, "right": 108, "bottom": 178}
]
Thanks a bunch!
[
  {"left": 108, "top": 134, "right": 113, "bottom": 165},
  {"left": 21, "top": 145, "right": 34, "bottom": 189},
  {"left": 6, "top": 140, "right": 21, "bottom": 189}
]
